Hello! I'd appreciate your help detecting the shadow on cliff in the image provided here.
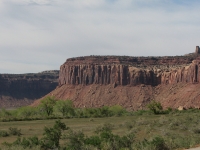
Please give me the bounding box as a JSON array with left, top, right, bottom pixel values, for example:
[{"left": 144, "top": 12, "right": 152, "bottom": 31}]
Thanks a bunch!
[{"left": 0, "top": 72, "right": 59, "bottom": 108}]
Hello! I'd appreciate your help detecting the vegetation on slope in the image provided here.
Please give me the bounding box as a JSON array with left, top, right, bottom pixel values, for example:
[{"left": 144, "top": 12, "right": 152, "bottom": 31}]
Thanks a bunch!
[{"left": 0, "top": 98, "right": 200, "bottom": 149}]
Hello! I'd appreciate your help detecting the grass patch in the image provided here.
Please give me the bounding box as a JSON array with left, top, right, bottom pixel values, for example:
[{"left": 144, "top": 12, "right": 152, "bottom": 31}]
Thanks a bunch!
[{"left": 0, "top": 109, "right": 200, "bottom": 149}]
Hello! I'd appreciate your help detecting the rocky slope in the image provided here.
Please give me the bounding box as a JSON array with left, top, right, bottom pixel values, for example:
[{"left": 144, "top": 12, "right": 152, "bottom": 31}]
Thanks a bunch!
[
  {"left": 32, "top": 49, "right": 200, "bottom": 110},
  {"left": 36, "top": 82, "right": 200, "bottom": 110},
  {"left": 0, "top": 70, "right": 59, "bottom": 108}
]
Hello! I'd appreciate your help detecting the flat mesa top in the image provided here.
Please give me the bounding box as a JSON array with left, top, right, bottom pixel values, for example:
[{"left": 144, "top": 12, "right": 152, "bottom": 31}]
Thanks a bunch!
[{"left": 64, "top": 55, "right": 196, "bottom": 66}]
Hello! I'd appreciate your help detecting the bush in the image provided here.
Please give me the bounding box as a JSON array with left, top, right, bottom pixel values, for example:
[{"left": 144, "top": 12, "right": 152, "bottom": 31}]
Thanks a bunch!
[
  {"left": 84, "top": 136, "right": 101, "bottom": 148},
  {"left": 82, "top": 108, "right": 99, "bottom": 118},
  {"left": 119, "top": 132, "right": 135, "bottom": 149},
  {"left": 9, "top": 127, "right": 22, "bottom": 136},
  {"left": 0, "top": 102, "right": 131, "bottom": 121},
  {"left": 193, "top": 128, "right": 200, "bottom": 134},
  {"left": 132, "top": 110, "right": 151, "bottom": 116},
  {"left": 0, "top": 108, "right": 12, "bottom": 117},
  {"left": 16, "top": 106, "right": 39, "bottom": 118},
  {"left": 147, "top": 100, "right": 163, "bottom": 114},
  {"left": 95, "top": 123, "right": 114, "bottom": 134},
  {"left": 40, "top": 120, "right": 68, "bottom": 149},
  {"left": 99, "top": 106, "right": 112, "bottom": 117},
  {"left": 40, "top": 96, "right": 56, "bottom": 116},
  {"left": 21, "top": 137, "right": 31, "bottom": 148},
  {"left": 108, "top": 105, "right": 127, "bottom": 116},
  {"left": 0, "top": 130, "right": 9, "bottom": 137},
  {"left": 28, "top": 136, "right": 40, "bottom": 146},
  {"left": 54, "top": 100, "right": 75, "bottom": 117},
  {"left": 3, "top": 136, "right": 40, "bottom": 149},
  {"left": 2, "top": 121, "right": 67, "bottom": 149},
  {"left": 134, "top": 136, "right": 169, "bottom": 150},
  {"left": 65, "top": 130, "right": 85, "bottom": 150},
  {"left": 150, "top": 136, "right": 169, "bottom": 150}
]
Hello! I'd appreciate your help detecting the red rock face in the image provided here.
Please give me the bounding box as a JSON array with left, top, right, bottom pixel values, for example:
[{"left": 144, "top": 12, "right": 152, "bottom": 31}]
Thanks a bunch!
[
  {"left": 59, "top": 56, "right": 196, "bottom": 87},
  {"left": 161, "top": 59, "right": 200, "bottom": 84},
  {"left": 33, "top": 55, "right": 200, "bottom": 110}
]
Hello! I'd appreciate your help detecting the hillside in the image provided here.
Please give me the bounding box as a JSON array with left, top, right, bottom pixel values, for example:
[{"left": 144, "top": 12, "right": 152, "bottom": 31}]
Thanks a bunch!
[
  {"left": 0, "top": 70, "right": 59, "bottom": 108},
  {"left": 33, "top": 47, "right": 200, "bottom": 110}
]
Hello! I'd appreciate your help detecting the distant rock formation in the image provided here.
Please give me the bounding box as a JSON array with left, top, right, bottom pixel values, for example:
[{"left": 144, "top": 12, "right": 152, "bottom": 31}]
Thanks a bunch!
[
  {"left": 0, "top": 71, "right": 59, "bottom": 108},
  {"left": 35, "top": 46, "right": 200, "bottom": 110},
  {"left": 196, "top": 46, "right": 200, "bottom": 54},
  {"left": 59, "top": 55, "right": 197, "bottom": 87}
]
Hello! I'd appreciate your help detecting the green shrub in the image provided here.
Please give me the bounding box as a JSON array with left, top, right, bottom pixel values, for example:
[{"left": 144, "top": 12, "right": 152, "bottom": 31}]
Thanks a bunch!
[
  {"left": 83, "top": 108, "right": 99, "bottom": 118},
  {"left": 193, "top": 128, "right": 200, "bottom": 134},
  {"left": 0, "top": 101, "right": 131, "bottom": 120},
  {"left": 16, "top": 106, "right": 38, "bottom": 118},
  {"left": 133, "top": 136, "right": 169, "bottom": 150},
  {"left": 40, "top": 96, "right": 56, "bottom": 116},
  {"left": 65, "top": 130, "right": 85, "bottom": 150},
  {"left": 132, "top": 110, "right": 151, "bottom": 116},
  {"left": 21, "top": 137, "right": 31, "bottom": 148},
  {"left": 0, "top": 130, "right": 9, "bottom": 137},
  {"left": 74, "top": 109, "right": 84, "bottom": 118},
  {"left": 2, "top": 121, "right": 68, "bottom": 149},
  {"left": 173, "top": 137, "right": 192, "bottom": 149},
  {"left": 147, "top": 100, "right": 163, "bottom": 114},
  {"left": 9, "top": 127, "right": 22, "bottom": 136},
  {"left": 99, "top": 106, "right": 112, "bottom": 117},
  {"left": 119, "top": 132, "right": 135, "bottom": 149},
  {"left": 124, "top": 121, "right": 134, "bottom": 130},
  {"left": 3, "top": 136, "right": 40, "bottom": 149},
  {"left": 28, "top": 136, "right": 40, "bottom": 146},
  {"left": 150, "top": 136, "right": 169, "bottom": 150},
  {"left": 136, "top": 118, "right": 151, "bottom": 126},
  {"left": 95, "top": 123, "right": 114, "bottom": 134},
  {"left": 108, "top": 105, "right": 127, "bottom": 116},
  {"left": 0, "top": 108, "right": 11, "bottom": 117},
  {"left": 2, "top": 141, "right": 12, "bottom": 147},
  {"left": 84, "top": 136, "right": 101, "bottom": 148},
  {"left": 54, "top": 100, "right": 75, "bottom": 117},
  {"left": 40, "top": 120, "right": 68, "bottom": 149},
  {"left": 168, "top": 118, "right": 182, "bottom": 130}
]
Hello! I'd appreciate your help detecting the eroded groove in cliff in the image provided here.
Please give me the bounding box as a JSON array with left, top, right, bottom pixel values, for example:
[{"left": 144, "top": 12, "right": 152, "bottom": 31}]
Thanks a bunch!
[
  {"left": 58, "top": 55, "right": 200, "bottom": 86},
  {"left": 195, "top": 64, "right": 198, "bottom": 82}
]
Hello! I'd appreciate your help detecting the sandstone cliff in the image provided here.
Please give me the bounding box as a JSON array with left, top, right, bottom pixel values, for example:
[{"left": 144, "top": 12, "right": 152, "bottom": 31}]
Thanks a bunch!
[
  {"left": 30, "top": 54, "right": 200, "bottom": 110},
  {"left": 0, "top": 70, "right": 59, "bottom": 108},
  {"left": 59, "top": 55, "right": 196, "bottom": 87}
]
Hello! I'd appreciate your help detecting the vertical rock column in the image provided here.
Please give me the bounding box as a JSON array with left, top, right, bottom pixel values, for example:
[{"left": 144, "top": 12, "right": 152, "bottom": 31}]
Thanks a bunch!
[
  {"left": 160, "top": 60, "right": 200, "bottom": 84},
  {"left": 59, "top": 64, "right": 131, "bottom": 86}
]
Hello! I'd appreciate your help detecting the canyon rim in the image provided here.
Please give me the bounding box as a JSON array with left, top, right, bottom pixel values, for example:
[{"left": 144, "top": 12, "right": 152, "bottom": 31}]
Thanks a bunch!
[{"left": 33, "top": 46, "right": 200, "bottom": 110}]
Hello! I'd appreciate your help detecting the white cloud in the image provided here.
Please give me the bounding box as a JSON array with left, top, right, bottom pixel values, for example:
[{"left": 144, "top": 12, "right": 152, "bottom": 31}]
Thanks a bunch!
[
  {"left": 31, "top": 0, "right": 52, "bottom": 5},
  {"left": 0, "top": 61, "right": 54, "bottom": 74},
  {"left": 1, "top": 0, "right": 200, "bottom": 73},
  {"left": 3, "top": 0, "right": 52, "bottom": 5}
]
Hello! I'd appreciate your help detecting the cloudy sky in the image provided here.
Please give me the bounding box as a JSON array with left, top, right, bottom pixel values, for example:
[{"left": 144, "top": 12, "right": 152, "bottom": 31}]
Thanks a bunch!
[{"left": 0, "top": 0, "right": 200, "bottom": 73}]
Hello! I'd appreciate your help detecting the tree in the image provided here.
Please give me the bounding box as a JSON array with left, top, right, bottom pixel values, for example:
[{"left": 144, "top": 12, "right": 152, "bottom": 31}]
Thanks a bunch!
[
  {"left": 108, "top": 105, "right": 126, "bottom": 116},
  {"left": 40, "top": 96, "right": 56, "bottom": 116},
  {"left": 0, "top": 108, "right": 11, "bottom": 117},
  {"left": 40, "top": 120, "right": 68, "bottom": 149},
  {"left": 147, "top": 100, "right": 163, "bottom": 114},
  {"left": 66, "top": 130, "right": 85, "bottom": 150},
  {"left": 54, "top": 100, "right": 75, "bottom": 117},
  {"left": 16, "top": 106, "right": 37, "bottom": 118}
]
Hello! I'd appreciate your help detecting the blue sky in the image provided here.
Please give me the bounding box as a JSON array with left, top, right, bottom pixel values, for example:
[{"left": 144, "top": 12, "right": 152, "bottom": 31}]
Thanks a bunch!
[{"left": 0, "top": 0, "right": 200, "bottom": 73}]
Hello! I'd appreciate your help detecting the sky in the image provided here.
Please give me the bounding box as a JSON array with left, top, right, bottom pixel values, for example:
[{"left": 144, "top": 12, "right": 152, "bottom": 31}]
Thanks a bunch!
[{"left": 1, "top": 0, "right": 200, "bottom": 73}]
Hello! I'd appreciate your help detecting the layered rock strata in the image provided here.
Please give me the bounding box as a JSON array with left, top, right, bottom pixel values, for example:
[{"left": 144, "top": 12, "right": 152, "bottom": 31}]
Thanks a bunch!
[
  {"left": 59, "top": 55, "right": 198, "bottom": 87},
  {"left": 33, "top": 52, "right": 200, "bottom": 110},
  {"left": 0, "top": 70, "right": 59, "bottom": 108}
]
